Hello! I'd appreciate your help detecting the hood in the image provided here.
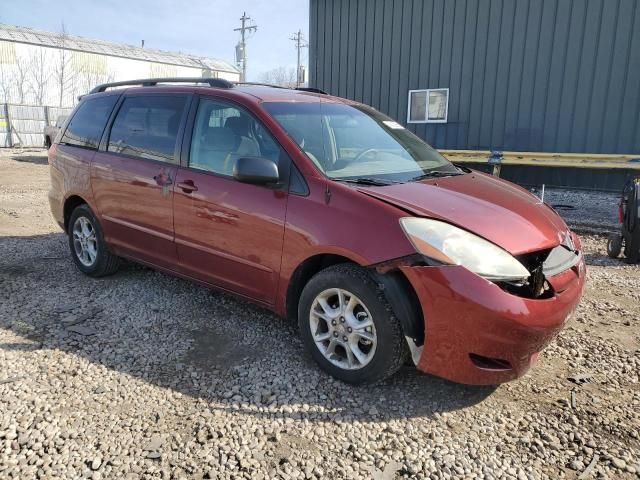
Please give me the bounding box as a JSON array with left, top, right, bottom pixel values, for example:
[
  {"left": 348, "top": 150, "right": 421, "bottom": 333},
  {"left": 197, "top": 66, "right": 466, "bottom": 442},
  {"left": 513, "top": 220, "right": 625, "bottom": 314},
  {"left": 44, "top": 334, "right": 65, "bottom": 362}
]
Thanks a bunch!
[{"left": 358, "top": 172, "right": 568, "bottom": 255}]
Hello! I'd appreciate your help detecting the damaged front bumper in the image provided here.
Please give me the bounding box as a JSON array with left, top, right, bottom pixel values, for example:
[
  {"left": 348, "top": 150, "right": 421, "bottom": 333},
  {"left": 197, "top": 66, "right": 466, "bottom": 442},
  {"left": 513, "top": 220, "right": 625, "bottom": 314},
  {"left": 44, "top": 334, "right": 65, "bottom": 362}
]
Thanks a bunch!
[{"left": 398, "top": 254, "right": 586, "bottom": 385}]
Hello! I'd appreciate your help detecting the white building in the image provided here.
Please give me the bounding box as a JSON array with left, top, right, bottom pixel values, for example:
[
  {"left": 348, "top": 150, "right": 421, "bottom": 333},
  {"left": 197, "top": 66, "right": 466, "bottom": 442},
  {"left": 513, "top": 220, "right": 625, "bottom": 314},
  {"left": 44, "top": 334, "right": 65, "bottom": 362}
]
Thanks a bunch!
[{"left": 0, "top": 23, "right": 240, "bottom": 108}]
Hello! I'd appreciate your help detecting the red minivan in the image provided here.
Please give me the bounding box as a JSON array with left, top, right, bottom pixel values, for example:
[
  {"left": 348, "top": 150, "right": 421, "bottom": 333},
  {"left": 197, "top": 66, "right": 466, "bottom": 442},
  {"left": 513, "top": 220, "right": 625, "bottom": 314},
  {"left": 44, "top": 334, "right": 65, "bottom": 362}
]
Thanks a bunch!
[{"left": 48, "top": 78, "right": 585, "bottom": 385}]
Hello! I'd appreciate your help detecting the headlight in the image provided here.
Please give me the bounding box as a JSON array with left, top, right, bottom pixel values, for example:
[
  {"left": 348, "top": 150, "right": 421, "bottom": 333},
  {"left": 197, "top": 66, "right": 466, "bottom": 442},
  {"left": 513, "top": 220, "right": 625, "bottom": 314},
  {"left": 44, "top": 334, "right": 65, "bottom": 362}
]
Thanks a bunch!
[{"left": 400, "top": 217, "right": 530, "bottom": 282}]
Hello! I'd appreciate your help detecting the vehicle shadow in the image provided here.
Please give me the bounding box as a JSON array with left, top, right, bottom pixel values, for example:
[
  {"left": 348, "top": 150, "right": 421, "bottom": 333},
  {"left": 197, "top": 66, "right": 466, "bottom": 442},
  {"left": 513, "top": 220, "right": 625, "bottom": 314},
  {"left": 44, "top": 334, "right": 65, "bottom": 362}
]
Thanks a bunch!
[
  {"left": 6, "top": 148, "right": 49, "bottom": 165},
  {"left": 583, "top": 250, "right": 637, "bottom": 268},
  {"left": 0, "top": 232, "right": 496, "bottom": 423},
  {"left": 10, "top": 153, "right": 49, "bottom": 165}
]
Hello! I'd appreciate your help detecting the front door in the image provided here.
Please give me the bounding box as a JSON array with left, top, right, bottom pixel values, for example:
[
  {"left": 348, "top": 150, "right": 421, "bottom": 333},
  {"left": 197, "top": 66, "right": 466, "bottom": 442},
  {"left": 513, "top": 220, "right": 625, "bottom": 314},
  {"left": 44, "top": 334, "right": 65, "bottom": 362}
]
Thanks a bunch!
[
  {"left": 91, "top": 93, "right": 189, "bottom": 269},
  {"left": 173, "top": 96, "right": 288, "bottom": 304}
]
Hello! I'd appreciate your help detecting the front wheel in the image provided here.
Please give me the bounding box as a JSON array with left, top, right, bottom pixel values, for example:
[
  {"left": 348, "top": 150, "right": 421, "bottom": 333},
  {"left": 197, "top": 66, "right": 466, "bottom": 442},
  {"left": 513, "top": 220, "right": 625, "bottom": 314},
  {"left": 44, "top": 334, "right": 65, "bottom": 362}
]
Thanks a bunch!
[
  {"left": 607, "top": 233, "right": 623, "bottom": 258},
  {"left": 298, "top": 264, "right": 408, "bottom": 384},
  {"left": 68, "top": 204, "right": 120, "bottom": 277}
]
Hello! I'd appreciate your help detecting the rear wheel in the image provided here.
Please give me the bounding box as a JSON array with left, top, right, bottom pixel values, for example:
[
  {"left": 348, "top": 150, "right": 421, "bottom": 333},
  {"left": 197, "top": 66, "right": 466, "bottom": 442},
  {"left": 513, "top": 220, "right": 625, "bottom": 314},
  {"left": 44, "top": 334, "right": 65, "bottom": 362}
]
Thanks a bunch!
[
  {"left": 607, "top": 233, "right": 623, "bottom": 258},
  {"left": 298, "top": 264, "right": 408, "bottom": 384},
  {"left": 68, "top": 204, "right": 119, "bottom": 277}
]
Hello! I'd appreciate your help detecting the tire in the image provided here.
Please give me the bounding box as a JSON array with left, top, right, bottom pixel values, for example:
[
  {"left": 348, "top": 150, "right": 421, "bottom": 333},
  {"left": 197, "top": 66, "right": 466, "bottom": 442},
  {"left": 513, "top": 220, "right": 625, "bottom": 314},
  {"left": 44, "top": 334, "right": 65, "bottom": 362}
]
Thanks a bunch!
[
  {"left": 298, "top": 264, "right": 408, "bottom": 384},
  {"left": 68, "top": 204, "right": 119, "bottom": 277},
  {"left": 44, "top": 136, "right": 51, "bottom": 149},
  {"left": 607, "top": 233, "right": 622, "bottom": 258}
]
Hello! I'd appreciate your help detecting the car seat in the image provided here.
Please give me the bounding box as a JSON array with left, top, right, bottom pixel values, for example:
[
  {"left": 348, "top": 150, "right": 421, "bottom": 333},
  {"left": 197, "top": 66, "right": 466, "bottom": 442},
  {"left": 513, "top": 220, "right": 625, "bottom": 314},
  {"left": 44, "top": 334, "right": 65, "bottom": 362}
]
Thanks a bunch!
[{"left": 224, "top": 116, "right": 260, "bottom": 156}]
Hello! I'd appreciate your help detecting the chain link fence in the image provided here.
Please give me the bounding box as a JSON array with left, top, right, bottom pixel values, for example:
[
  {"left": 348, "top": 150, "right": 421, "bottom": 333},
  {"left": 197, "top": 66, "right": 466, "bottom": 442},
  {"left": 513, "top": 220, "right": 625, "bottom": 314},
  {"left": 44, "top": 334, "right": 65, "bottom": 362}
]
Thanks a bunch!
[{"left": 1, "top": 104, "right": 73, "bottom": 148}]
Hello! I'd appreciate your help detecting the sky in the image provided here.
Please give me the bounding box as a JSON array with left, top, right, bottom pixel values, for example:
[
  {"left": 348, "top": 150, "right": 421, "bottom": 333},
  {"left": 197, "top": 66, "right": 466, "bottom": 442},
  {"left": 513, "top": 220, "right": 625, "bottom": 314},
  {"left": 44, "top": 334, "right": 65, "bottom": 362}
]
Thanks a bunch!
[{"left": 0, "top": 0, "right": 309, "bottom": 81}]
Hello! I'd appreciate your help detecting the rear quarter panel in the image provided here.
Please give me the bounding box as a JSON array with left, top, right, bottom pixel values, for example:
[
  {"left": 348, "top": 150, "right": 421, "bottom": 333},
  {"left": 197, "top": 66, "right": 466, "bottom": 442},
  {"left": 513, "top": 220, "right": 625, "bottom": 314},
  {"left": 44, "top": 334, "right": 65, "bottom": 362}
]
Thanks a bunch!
[{"left": 48, "top": 144, "right": 97, "bottom": 230}]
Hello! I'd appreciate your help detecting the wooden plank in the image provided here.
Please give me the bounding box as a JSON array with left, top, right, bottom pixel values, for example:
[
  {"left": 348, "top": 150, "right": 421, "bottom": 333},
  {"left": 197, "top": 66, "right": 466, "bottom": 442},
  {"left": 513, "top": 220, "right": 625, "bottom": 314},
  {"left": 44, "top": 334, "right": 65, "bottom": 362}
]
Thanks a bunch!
[{"left": 441, "top": 149, "right": 640, "bottom": 170}]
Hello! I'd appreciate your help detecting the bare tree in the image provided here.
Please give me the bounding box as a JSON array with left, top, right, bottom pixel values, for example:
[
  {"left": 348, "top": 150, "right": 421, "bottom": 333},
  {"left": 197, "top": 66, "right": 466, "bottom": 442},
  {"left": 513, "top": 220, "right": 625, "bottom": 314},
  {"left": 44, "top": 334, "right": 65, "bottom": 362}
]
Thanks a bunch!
[
  {"left": 76, "top": 66, "right": 114, "bottom": 97},
  {"left": 12, "top": 58, "right": 29, "bottom": 104},
  {"left": 0, "top": 64, "right": 12, "bottom": 103},
  {"left": 27, "top": 49, "right": 52, "bottom": 105},
  {"left": 258, "top": 67, "right": 297, "bottom": 87},
  {"left": 53, "top": 23, "right": 74, "bottom": 107}
]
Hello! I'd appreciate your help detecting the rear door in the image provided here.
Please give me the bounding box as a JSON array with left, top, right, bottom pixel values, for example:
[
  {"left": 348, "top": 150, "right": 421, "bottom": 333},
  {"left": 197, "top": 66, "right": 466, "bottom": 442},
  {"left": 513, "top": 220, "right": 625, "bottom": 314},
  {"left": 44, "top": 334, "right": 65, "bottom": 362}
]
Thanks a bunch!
[
  {"left": 173, "top": 96, "right": 289, "bottom": 304},
  {"left": 91, "top": 93, "right": 190, "bottom": 270}
]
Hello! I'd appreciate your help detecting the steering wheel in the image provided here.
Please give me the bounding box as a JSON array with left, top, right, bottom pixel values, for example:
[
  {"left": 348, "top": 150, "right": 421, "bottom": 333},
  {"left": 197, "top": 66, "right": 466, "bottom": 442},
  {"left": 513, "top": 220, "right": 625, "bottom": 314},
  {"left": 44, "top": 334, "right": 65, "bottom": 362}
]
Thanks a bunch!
[{"left": 352, "top": 148, "right": 379, "bottom": 162}]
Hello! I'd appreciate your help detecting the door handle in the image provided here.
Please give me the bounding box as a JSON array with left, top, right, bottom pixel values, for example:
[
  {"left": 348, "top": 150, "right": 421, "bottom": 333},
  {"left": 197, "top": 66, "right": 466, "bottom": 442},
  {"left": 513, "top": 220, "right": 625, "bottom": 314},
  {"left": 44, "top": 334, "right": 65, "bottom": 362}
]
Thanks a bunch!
[{"left": 177, "top": 180, "right": 198, "bottom": 193}]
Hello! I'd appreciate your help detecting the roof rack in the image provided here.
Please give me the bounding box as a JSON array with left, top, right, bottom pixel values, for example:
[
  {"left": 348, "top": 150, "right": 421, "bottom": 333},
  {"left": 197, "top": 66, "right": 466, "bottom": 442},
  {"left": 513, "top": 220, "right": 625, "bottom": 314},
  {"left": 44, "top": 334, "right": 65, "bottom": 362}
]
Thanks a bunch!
[
  {"left": 89, "top": 77, "right": 234, "bottom": 94},
  {"left": 295, "top": 87, "right": 328, "bottom": 95},
  {"left": 233, "top": 82, "right": 328, "bottom": 95},
  {"left": 85, "top": 77, "right": 329, "bottom": 97},
  {"left": 234, "top": 81, "right": 286, "bottom": 89}
]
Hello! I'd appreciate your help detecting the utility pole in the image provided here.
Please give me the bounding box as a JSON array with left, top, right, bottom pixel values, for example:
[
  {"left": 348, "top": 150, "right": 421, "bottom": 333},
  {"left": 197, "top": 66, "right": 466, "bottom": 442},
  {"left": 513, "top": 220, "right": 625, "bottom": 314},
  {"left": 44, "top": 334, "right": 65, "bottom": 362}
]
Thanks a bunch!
[
  {"left": 290, "top": 29, "right": 308, "bottom": 87},
  {"left": 234, "top": 12, "right": 257, "bottom": 82}
]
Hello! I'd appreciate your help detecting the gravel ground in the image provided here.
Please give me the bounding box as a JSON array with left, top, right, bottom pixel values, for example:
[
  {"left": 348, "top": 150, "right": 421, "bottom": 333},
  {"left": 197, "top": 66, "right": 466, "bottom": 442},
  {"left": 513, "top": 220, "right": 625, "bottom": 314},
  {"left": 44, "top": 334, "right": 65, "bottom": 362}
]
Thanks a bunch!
[
  {"left": 1, "top": 148, "right": 639, "bottom": 480},
  {"left": 541, "top": 189, "right": 620, "bottom": 234}
]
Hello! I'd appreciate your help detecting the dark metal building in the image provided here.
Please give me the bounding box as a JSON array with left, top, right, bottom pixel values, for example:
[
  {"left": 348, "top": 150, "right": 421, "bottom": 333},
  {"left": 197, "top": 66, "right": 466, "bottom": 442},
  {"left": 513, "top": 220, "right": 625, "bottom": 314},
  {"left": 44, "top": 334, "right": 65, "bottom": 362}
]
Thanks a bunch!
[{"left": 309, "top": 0, "right": 640, "bottom": 156}]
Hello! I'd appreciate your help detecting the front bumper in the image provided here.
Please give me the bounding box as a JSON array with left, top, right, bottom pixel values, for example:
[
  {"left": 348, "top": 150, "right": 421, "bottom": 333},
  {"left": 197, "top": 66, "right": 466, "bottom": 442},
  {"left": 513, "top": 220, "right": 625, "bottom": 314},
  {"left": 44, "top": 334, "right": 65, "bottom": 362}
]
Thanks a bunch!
[{"left": 400, "top": 255, "right": 586, "bottom": 385}]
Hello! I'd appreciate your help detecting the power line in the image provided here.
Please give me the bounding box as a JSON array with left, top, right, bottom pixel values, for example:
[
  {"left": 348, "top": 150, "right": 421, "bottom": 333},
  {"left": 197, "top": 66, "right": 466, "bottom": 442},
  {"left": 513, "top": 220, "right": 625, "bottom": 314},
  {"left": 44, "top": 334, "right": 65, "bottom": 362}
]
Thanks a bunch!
[
  {"left": 290, "top": 29, "right": 308, "bottom": 87},
  {"left": 234, "top": 12, "right": 257, "bottom": 82}
]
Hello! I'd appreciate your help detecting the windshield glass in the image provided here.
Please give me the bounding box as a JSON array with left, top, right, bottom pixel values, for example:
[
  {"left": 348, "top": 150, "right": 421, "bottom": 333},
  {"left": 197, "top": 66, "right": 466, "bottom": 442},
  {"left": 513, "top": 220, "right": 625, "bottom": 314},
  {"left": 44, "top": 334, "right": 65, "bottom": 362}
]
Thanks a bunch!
[{"left": 262, "top": 101, "right": 458, "bottom": 183}]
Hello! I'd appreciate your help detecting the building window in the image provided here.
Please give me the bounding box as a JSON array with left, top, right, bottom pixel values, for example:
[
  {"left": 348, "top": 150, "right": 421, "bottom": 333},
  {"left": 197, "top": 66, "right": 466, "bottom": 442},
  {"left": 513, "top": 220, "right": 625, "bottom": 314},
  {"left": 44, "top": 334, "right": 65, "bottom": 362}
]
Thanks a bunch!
[{"left": 407, "top": 88, "right": 449, "bottom": 124}]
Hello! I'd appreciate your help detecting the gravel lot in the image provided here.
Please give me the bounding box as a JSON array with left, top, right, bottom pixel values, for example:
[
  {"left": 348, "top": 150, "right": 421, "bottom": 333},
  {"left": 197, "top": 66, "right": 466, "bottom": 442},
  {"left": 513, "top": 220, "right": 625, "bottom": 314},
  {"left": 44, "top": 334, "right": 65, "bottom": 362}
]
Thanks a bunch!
[{"left": 1, "top": 148, "right": 639, "bottom": 480}]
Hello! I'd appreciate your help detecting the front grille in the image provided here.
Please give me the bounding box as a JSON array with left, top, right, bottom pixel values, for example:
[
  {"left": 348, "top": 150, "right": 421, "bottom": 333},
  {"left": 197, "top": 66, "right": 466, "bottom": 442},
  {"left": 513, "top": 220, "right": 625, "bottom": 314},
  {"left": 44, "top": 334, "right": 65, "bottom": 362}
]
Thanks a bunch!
[{"left": 502, "top": 242, "right": 579, "bottom": 299}]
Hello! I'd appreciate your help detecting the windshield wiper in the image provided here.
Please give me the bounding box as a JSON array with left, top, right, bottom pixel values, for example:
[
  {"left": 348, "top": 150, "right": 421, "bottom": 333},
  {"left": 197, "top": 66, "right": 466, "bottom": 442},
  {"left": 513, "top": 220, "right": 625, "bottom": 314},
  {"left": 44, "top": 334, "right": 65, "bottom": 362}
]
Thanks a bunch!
[
  {"left": 411, "top": 170, "right": 465, "bottom": 181},
  {"left": 333, "top": 177, "right": 400, "bottom": 186}
]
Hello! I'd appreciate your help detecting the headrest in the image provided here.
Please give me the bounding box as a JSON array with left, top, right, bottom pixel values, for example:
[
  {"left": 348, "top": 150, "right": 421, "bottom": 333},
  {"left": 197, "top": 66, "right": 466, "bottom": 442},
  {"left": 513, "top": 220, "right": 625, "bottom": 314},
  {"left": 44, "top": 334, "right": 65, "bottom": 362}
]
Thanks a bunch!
[
  {"left": 202, "top": 127, "right": 236, "bottom": 150},
  {"left": 224, "top": 116, "right": 250, "bottom": 136}
]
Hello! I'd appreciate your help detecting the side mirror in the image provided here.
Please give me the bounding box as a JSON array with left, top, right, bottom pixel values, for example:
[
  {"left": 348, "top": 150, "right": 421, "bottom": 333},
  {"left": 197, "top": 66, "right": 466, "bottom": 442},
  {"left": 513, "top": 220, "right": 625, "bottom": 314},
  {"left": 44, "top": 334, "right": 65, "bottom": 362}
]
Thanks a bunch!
[{"left": 233, "top": 156, "right": 279, "bottom": 185}]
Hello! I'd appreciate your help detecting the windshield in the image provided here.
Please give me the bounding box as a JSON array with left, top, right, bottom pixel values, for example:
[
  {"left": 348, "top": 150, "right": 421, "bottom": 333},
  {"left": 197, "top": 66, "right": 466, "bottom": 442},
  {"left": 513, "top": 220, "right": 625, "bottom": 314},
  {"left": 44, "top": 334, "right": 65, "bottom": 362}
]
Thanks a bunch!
[{"left": 262, "top": 101, "right": 459, "bottom": 183}]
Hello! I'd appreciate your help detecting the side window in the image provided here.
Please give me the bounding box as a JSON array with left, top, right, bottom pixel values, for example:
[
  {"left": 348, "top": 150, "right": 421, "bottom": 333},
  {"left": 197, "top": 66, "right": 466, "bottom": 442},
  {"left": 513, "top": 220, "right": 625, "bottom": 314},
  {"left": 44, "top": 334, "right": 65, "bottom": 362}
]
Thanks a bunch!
[
  {"left": 60, "top": 96, "right": 118, "bottom": 149},
  {"left": 189, "top": 98, "right": 280, "bottom": 176},
  {"left": 108, "top": 95, "right": 187, "bottom": 163}
]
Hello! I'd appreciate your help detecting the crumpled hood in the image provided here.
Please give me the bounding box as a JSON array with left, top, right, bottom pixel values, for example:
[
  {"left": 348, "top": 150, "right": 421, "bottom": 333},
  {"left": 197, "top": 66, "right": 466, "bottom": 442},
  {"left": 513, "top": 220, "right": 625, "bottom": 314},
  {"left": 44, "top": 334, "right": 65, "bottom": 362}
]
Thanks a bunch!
[{"left": 358, "top": 172, "right": 568, "bottom": 255}]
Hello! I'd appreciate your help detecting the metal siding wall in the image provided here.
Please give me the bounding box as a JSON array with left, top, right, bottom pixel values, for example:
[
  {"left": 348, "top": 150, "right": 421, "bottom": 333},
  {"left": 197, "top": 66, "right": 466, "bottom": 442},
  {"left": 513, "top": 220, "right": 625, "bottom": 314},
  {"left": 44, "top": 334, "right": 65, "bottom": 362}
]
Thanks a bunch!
[
  {"left": 309, "top": 0, "right": 640, "bottom": 154},
  {"left": 618, "top": 0, "right": 640, "bottom": 153}
]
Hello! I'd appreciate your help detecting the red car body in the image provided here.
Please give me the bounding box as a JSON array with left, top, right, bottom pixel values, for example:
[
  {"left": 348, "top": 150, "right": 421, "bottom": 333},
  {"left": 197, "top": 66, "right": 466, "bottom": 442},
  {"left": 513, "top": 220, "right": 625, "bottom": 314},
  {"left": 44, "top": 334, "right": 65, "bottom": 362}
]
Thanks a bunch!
[{"left": 49, "top": 83, "right": 585, "bottom": 385}]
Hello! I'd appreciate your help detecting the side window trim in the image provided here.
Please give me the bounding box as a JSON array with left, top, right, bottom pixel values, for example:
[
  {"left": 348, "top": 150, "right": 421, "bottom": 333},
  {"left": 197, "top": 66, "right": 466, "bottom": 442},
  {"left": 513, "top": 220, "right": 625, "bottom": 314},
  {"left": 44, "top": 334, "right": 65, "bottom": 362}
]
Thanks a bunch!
[
  {"left": 175, "top": 95, "right": 194, "bottom": 165},
  {"left": 98, "top": 94, "right": 126, "bottom": 151},
  {"left": 101, "top": 92, "right": 192, "bottom": 165},
  {"left": 180, "top": 94, "right": 200, "bottom": 168},
  {"left": 289, "top": 163, "right": 309, "bottom": 196}
]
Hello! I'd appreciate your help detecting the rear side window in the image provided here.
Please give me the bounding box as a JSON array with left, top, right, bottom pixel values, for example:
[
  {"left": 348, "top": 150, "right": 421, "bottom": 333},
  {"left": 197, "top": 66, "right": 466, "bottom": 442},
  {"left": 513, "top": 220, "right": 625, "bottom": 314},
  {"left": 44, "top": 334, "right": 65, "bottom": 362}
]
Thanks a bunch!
[
  {"left": 108, "top": 95, "right": 187, "bottom": 163},
  {"left": 60, "top": 96, "right": 118, "bottom": 149}
]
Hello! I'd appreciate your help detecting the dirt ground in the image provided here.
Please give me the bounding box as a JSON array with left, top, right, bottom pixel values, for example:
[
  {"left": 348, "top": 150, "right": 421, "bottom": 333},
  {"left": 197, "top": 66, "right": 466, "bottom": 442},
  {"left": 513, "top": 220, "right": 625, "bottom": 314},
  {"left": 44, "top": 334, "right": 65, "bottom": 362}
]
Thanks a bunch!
[{"left": 1, "top": 148, "right": 639, "bottom": 480}]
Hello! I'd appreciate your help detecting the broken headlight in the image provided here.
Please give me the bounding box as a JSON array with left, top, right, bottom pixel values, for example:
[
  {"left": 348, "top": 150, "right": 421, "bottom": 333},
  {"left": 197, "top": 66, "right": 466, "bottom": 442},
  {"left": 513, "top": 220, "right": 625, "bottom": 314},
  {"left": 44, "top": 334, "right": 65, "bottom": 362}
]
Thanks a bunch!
[{"left": 399, "top": 217, "right": 531, "bottom": 282}]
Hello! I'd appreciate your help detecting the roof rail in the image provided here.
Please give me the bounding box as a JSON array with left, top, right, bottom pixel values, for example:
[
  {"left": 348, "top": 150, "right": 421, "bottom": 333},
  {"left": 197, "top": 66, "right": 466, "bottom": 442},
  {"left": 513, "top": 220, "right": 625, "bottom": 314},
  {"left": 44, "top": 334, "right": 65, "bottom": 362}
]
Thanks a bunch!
[
  {"left": 296, "top": 87, "right": 328, "bottom": 95},
  {"left": 233, "top": 81, "right": 286, "bottom": 89},
  {"left": 89, "top": 77, "right": 234, "bottom": 94},
  {"left": 233, "top": 82, "right": 328, "bottom": 95}
]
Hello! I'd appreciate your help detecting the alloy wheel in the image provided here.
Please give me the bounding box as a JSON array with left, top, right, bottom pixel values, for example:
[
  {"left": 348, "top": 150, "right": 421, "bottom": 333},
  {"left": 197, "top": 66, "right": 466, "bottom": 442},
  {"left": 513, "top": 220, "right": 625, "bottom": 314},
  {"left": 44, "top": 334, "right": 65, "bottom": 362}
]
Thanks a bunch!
[
  {"left": 309, "top": 288, "right": 377, "bottom": 370},
  {"left": 72, "top": 216, "right": 98, "bottom": 267}
]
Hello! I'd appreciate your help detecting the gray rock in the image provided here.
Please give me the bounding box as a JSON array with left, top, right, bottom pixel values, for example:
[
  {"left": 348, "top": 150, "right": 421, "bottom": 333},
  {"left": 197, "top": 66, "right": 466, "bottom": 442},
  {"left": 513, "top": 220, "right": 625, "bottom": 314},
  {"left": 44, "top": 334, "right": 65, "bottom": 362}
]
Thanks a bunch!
[
  {"left": 611, "top": 458, "right": 626, "bottom": 469},
  {"left": 66, "top": 325, "right": 97, "bottom": 336},
  {"left": 143, "top": 436, "right": 163, "bottom": 451}
]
